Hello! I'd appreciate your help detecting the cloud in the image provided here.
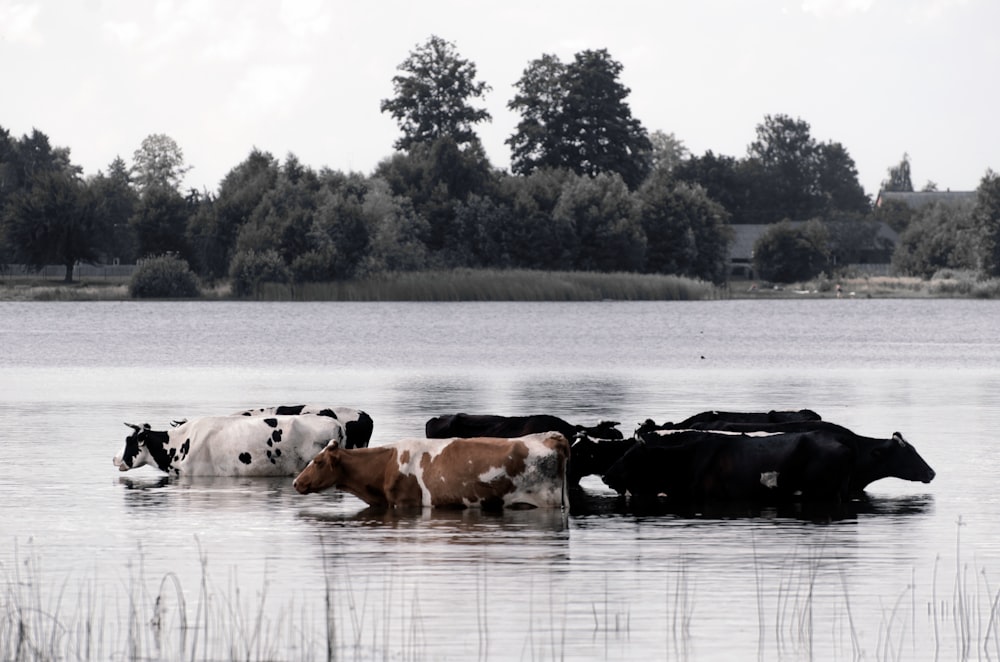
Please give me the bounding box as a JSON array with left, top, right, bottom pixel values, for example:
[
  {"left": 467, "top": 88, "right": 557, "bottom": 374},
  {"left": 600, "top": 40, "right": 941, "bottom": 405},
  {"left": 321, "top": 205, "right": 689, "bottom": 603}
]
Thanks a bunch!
[
  {"left": 227, "top": 64, "right": 312, "bottom": 121},
  {"left": 0, "top": 1, "right": 42, "bottom": 45},
  {"left": 800, "top": 0, "right": 874, "bottom": 17}
]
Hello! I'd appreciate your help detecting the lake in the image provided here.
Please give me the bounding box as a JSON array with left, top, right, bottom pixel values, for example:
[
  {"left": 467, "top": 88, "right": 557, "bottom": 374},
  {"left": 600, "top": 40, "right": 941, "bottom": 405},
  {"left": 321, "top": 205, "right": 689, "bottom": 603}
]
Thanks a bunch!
[{"left": 1, "top": 299, "right": 999, "bottom": 661}]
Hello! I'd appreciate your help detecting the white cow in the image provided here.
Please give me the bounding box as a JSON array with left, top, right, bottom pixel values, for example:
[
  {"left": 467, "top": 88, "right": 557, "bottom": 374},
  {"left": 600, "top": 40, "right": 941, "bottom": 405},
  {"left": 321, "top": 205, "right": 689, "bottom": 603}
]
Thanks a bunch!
[
  {"left": 231, "top": 404, "right": 373, "bottom": 449},
  {"left": 113, "top": 414, "right": 346, "bottom": 477}
]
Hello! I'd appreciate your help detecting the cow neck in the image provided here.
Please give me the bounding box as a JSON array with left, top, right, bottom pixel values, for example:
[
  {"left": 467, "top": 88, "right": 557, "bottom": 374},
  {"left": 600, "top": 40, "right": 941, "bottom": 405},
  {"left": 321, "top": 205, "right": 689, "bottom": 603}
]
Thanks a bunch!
[
  {"left": 144, "top": 429, "right": 174, "bottom": 472},
  {"left": 334, "top": 445, "right": 396, "bottom": 506}
]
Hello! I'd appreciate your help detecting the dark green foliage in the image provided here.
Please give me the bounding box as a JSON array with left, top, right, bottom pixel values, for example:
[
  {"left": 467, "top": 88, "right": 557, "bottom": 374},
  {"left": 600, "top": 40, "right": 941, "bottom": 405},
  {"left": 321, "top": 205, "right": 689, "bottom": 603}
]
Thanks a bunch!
[
  {"left": 975, "top": 170, "right": 1000, "bottom": 278},
  {"left": 892, "top": 201, "right": 977, "bottom": 279},
  {"left": 3, "top": 170, "right": 102, "bottom": 282},
  {"left": 635, "top": 174, "right": 732, "bottom": 284},
  {"left": 128, "top": 255, "right": 200, "bottom": 298},
  {"left": 380, "top": 35, "right": 491, "bottom": 151},
  {"left": 882, "top": 153, "right": 914, "bottom": 193},
  {"left": 228, "top": 248, "right": 291, "bottom": 297},
  {"left": 188, "top": 149, "right": 280, "bottom": 280},
  {"left": 508, "top": 49, "right": 652, "bottom": 189},
  {"left": 130, "top": 185, "right": 191, "bottom": 259},
  {"left": 753, "top": 220, "right": 830, "bottom": 283},
  {"left": 553, "top": 172, "right": 645, "bottom": 272}
]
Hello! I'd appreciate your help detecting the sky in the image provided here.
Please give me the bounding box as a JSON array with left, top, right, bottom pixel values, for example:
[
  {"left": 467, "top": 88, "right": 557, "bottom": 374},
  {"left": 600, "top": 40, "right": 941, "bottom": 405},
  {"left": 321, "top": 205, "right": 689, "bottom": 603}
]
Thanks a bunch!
[{"left": 3, "top": 0, "right": 997, "bottom": 199}]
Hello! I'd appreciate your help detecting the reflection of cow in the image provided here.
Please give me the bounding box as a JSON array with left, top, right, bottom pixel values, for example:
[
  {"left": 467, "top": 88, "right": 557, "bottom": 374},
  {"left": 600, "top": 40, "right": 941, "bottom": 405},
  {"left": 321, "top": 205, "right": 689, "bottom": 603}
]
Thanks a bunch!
[
  {"left": 425, "top": 413, "right": 622, "bottom": 442},
  {"left": 114, "top": 415, "right": 346, "bottom": 477},
  {"left": 637, "top": 409, "right": 822, "bottom": 435},
  {"left": 603, "top": 429, "right": 855, "bottom": 503},
  {"left": 293, "top": 433, "right": 570, "bottom": 510},
  {"left": 232, "top": 404, "right": 373, "bottom": 449}
]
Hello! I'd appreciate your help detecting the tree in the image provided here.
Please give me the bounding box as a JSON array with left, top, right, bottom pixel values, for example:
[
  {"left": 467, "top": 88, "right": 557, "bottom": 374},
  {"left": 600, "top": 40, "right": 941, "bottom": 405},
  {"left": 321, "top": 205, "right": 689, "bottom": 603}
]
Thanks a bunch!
[
  {"left": 634, "top": 172, "right": 732, "bottom": 283},
  {"left": 648, "top": 131, "right": 688, "bottom": 177},
  {"left": 130, "top": 185, "right": 191, "bottom": 258},
  {"left": 375, "top": 136, "right": 495, "bottom": 254},
  {"left": 753, "top": 219, "right": 830, "bottom": 283},
  {"left": 814, "top": 142, "right": 870, "bottom": 214},
  {"left": 882, "top": 153, "right": 914, "bottom": 193},
  {"left": 89, "top": 156, "right": 139, "bottom": 263},
  {"left": 747, "top": 115, "right": 820, "bottom": 221},
  {"left": 131, "top": 133, "right": 192, "bottom": 193},
  {"left": 892, "top": 201, "right": 977, "bottom": 278},
  {"left": 552, "top": 172, "right": 645, "bottom": 272},
  {"left": 188, "top": 149, "right": 280, "bottom": 280},
  {"left": 3, "top": 170, "right": 102, "bottom": 282},
  {"left": 673, "top": 151, "right": 753, "bottom": 223},
  {"left": 507, "top": 49, "right": 652, "bottom": 189},
  {"left": 380, "top": 35, "right": 492, "bottom": 152},
  {"left": 975, "top": 169, "right": 1000, "bottom": 277}
]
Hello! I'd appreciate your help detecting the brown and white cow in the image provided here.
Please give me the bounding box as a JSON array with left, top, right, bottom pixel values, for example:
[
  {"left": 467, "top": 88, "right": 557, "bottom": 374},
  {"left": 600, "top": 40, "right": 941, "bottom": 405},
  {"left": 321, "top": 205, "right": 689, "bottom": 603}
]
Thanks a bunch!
[{"left": 293, "top": 432, "right": 570, "bottom": 510}]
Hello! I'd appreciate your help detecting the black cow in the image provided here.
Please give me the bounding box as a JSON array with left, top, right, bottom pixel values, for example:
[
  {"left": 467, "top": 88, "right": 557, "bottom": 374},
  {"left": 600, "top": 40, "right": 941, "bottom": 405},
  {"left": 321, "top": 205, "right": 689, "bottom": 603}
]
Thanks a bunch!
[
  {"left": 637, "top": 409, "right": 822, "bottom": 435},
  {"left": 661, "top": 420, "right": 935, "bottom": 494},
  {"left": 568, "top": 435, "right": 638, "bottom": 485},
  {"left": 425, "top": 413, "right": 623, "bottom": 442},
  {"left": 603, "top": 429, "right": 856, "bottom": 503}
]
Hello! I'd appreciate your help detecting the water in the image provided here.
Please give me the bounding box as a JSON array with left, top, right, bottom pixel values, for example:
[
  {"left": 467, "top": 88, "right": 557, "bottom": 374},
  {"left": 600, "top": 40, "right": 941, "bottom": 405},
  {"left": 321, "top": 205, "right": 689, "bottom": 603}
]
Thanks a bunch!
[{"left": 2, "top": 299, "right": 999, "bottom": 660}]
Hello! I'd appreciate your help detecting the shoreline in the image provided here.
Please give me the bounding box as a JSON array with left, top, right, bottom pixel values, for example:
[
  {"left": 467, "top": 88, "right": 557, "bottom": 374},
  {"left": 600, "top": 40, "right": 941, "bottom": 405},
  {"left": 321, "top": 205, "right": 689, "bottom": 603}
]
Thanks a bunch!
[{"left": 1, "top": 269, "right": 997, "bottom": 301}]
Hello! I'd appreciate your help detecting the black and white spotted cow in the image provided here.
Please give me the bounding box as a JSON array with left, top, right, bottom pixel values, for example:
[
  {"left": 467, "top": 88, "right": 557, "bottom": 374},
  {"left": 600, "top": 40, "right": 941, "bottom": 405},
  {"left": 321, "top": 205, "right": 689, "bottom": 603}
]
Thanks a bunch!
[
  {"left": 231, "top": 404, "right": 374, "bottom": 449},
  {"left": 113, "top": 415, "right": 346, "bottom": 477}
]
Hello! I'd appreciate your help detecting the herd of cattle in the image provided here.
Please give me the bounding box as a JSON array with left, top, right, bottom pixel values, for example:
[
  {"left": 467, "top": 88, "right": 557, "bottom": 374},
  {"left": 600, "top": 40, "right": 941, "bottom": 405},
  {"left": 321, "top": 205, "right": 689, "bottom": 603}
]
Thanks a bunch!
[{"left": 113, "top": 405, "right": 935, "bottom": 510}]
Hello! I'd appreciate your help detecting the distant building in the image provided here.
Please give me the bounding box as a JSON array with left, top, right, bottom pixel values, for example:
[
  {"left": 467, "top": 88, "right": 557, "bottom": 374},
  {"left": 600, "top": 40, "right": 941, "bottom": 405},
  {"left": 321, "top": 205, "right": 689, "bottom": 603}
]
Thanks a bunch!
[{"left": 728, "top": 221, "right": 899, "bottom": 280}]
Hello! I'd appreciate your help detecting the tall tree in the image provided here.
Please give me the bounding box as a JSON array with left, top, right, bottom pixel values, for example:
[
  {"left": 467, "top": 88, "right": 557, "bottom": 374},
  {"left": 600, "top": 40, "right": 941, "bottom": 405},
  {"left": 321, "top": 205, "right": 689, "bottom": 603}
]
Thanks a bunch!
[
  {"left": 89, "top": 156, "right": 139, "bottom": 262},
  {"left": 130, "top": 185, "right": 191, "bottom": 258},
  {"left": 187, "top": 149, "right": 279, "bottom": 279},
  {"left": 747, "top": 114, "right": 819, "bottom": 221},
  {"left": 131, "top": 133, "right": 192, "bottom": 193},
  {"left": 380, "top": 35, "right": 492, "bottom": 152},
  {"left": 882, "top": 153, "right": 914, "bottom": 193},
  {"left": 648, "top": 130, "right": 689, "bottom": 177},
  {"left": 635, "top": 171, "right": 732, "bottom": 284},
  {"left": 508, "top": 49, "right": 652, "bottom": 189},
  {"left": 975, "top": 169, "right": 1000, "bottom": 277},
  {"left": 3, "top": 170, "right": 101, "bottom": 282}
]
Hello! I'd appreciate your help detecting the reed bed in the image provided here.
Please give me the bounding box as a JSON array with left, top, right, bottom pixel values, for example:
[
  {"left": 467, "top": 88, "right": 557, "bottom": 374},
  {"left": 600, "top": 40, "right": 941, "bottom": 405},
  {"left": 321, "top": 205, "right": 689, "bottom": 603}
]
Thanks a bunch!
[
  {"left": 4, "top": 524, "right": 1000, "bottom": 661},
  {"left": 256, "top": 269, "right": 720, "bottom": 302}
]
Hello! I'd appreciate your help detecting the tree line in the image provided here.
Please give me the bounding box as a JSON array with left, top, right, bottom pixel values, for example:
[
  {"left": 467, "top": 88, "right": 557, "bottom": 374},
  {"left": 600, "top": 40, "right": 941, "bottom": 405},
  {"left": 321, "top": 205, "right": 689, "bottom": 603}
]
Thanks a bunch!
[{"left": 2, "top": 35, "right": 999, "bottom": 290}]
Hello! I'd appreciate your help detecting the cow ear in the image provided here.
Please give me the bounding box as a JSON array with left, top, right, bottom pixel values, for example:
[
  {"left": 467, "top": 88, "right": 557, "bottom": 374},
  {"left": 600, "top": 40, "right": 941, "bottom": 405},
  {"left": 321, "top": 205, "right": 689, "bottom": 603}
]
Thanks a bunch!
[{"left": 892, "top": 432, "right": 908, "bottom": 446}]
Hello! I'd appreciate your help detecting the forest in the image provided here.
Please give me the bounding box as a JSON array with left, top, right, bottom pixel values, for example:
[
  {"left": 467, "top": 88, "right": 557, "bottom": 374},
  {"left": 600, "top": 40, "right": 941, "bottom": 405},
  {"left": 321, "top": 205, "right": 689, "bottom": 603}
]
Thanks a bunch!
[{"left": 2, "top": 35, "right": 999, "bottom": 295}]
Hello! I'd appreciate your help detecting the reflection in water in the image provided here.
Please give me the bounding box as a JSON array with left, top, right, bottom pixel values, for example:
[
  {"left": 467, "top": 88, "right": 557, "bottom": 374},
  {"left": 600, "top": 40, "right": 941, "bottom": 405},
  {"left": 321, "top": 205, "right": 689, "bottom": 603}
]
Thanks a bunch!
[{"left": 512, "top": 376, "right": 633, "bottom": 422}]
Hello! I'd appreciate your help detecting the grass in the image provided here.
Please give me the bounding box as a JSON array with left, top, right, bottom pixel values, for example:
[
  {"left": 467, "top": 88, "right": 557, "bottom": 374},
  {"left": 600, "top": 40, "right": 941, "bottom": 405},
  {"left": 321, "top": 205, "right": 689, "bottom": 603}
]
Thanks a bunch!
[
  {"left": 5, "top": 267, "right": 1000, "bottom": 301},
  {"left": 4, "top": 521, "right": 1000, "bottom": 661}
]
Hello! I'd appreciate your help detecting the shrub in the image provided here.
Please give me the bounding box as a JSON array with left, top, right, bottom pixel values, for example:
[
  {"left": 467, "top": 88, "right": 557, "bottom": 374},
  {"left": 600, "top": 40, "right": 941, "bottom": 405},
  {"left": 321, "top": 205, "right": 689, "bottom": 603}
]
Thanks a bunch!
[
  {"left": 228, "top": 249, "right": 291, "bottom": 297},
  {"left": 128, "top": 255, "right": 200, "bottom": 298}
]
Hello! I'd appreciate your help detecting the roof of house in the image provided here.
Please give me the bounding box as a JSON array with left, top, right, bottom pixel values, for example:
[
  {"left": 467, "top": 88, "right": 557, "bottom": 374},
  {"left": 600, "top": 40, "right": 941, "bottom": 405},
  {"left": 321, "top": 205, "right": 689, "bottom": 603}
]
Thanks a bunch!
[
  {"left": 875, "top": 190, "right": 976, "bottom": 209},
  {"left": 728, "top": 222, "right": 899, "bottom": 261}
]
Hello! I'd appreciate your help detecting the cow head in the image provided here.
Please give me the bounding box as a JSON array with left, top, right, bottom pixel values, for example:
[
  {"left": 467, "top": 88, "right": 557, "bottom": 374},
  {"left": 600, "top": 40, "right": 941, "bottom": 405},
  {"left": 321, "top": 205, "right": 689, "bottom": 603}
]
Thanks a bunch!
[
  {"left": 114, "top": 423, "right": 170, "bottom": 472},
  {"left": 114, "top": 423, "right": 151, "bottom": 471},
  {"left": 877, "top": 432, "right": 936, "bottom": 483},
  {"left": 293, "top": 441, "right": 344, "bottom": 494},
  {"left": 568, "top": 434, "right": 636, "bottom": 485},
  {"left": 580, "top": 420, "right": 624, "bottom": 440}
]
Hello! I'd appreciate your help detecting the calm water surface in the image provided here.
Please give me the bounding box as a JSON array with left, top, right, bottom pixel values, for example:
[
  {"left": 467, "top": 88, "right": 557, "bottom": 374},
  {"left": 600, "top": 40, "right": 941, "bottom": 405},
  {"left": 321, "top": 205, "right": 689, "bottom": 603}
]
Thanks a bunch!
[{"left": 1, "top": 299, "right": 999, "bottom": 661}]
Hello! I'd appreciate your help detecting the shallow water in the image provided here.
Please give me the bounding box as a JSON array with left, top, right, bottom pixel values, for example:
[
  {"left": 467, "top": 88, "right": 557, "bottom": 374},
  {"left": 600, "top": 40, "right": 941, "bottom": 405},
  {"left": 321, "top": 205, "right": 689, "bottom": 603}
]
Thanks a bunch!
[{"left": 1, "top": 299, "right": 998, "bottom": 660}]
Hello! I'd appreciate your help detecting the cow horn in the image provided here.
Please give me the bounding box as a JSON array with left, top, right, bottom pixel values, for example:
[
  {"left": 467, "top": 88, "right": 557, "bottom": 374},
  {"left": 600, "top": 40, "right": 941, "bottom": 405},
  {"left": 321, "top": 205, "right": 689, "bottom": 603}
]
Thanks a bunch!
[{"left": 125, "top": 422, "right": 140, "bottom": 431}]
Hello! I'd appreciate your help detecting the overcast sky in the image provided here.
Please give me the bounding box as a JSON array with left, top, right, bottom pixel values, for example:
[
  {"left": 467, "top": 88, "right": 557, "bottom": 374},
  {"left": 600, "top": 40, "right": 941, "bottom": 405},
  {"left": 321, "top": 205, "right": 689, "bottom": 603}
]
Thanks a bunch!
[{"left": 3, "top": 0, "right": 996, "bottom": 199}]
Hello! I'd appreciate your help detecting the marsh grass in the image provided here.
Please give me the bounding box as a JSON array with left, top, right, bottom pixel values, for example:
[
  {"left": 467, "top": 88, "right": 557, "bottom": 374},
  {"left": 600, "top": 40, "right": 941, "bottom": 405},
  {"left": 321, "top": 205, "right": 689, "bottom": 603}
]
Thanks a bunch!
[
  {"left": 257, "top": 269, "right": 720, "bottom": 302},
  {"left": 5, "top": 523, "right": 1000, "bottom": 661}
]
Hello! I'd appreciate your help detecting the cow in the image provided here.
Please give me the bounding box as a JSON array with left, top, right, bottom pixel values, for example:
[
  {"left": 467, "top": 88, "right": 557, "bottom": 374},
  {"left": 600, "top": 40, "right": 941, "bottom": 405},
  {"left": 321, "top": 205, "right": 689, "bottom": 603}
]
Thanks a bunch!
[
  {"left": 425, "top": 413, "right": 623, "bottom": 442},
  {"left": 232, "top": 404, "right": 374, "bottom": 449},
  {"left": 636, "top": 409, "right": 822, "bottom": 435},
  {"left": 114, "top": 414, "right": 346, "bottom": 477},
  {"left": 293, "top": 432, "right": 570, "bottom": 510},
  {"left": 645, "top": 420, "right": 935, "bottom": 494},
  {"left": 602, "top": 429, "right": 856, "bottom": 503},
  {"left": 567, "top": 435, "right": 638, "bottom": 485}
]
